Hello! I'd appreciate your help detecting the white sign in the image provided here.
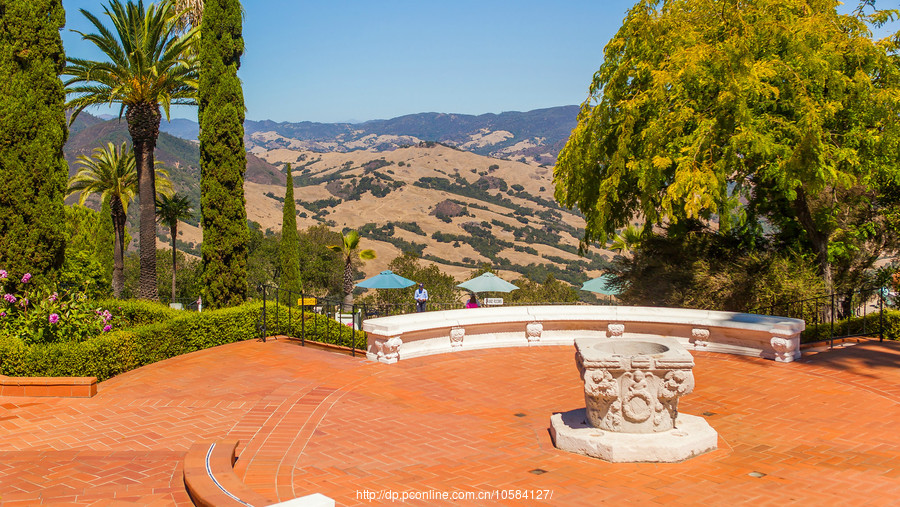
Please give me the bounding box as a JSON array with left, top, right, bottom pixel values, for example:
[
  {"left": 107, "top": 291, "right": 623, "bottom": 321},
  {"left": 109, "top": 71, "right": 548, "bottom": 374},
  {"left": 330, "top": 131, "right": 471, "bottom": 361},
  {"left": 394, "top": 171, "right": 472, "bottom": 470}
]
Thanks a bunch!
[{"left": 483, "top": 298, "right": 504, "bottom": 306}]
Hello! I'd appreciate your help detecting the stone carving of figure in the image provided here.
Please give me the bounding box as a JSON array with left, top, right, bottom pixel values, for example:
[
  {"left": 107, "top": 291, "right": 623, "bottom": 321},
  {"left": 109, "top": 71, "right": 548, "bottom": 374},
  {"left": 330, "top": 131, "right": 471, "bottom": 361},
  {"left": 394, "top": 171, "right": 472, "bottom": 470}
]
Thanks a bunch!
[
  {"left": 621, "top": 370, "right": 655, "bottom": 425},
  {"left": 583, "top": 368, "right": 620, "bottom": 429}
]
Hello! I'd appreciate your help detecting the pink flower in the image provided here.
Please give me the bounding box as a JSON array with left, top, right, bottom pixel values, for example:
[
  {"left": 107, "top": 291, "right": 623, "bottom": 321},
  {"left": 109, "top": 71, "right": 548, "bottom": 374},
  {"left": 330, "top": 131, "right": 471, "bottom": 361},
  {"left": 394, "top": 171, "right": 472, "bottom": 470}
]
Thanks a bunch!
[
  {"left": 3, "top": 294, "right": 14, "bottom": 303},
  {"left": 0, "top": 311, "right": 5, "bottom": 317},
  {"left": 21, "top": 273, "right": 31, "bottom": 284},
  {"left": 103, "top": 324, "right": 112, "bottom": 332},
  {"left": 49, "top": 313, "right": 59, "bottom": 324},
  {"left": 19, "top": 298, "right": 29, "bottom": 307},
  {"left": 49, "top": 292, "right": 58, "bottom": 303},
  {"left": 0, "top": 269, "right": 7, "bottom": 280}
]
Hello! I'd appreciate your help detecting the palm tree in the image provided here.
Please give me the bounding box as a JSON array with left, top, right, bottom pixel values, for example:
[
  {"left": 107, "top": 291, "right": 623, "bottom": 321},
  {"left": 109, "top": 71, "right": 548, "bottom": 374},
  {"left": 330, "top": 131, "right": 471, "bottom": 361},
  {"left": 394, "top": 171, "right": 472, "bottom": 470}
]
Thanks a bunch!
[
  {"left": 67, "top": 141, "right": 171, "bottom": 298},
  {"left": 64, "top": 0, "right": 198, "bottom": 300},
  {"left": 610, "top": 224, "right": 644, "bottom": 255},
  {"left": 173, "top": 0, "right": 204, "bottom": 31},
  {"left": 155, "top": 193, "right": 194, "bottom": 301},
  {"left": 328, "top": 230, "right": 376, "bottom": 308}
]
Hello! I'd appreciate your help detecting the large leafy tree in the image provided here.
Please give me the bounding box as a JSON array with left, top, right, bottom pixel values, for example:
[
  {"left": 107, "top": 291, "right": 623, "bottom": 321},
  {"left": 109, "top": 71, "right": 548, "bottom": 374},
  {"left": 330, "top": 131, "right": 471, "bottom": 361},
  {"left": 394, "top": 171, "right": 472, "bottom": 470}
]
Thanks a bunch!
[
  {"left": 0, "top": 0, "right": 68, "bottom": 288},
  {"left": 155, "top": 192, "right": 193, "bottom": 301},
  {"left": 199, "top": 0, "right": 248, "bottom": 309},
  {"left": 65, "top": 0, "right": 198, "bottom": 300},
  {"left": 329, "top": 230, "right": 375, "bottom": 307},
  {"left": 555, "top": 0, "right": 900, "bottom": 292},
  {"left": 279, "top": 164, "right": 302, "bottom": 300}
]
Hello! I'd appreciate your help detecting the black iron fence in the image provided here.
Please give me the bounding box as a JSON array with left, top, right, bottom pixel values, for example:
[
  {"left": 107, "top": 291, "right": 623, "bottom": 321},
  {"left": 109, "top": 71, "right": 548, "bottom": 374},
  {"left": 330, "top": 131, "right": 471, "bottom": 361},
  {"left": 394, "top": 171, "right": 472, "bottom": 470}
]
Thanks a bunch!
[
  {"left": 257, "top": 284, "right": 368, "bottom": 356},
  {"left": 749, "top": 287, "right": 886, "bottom": 347}
]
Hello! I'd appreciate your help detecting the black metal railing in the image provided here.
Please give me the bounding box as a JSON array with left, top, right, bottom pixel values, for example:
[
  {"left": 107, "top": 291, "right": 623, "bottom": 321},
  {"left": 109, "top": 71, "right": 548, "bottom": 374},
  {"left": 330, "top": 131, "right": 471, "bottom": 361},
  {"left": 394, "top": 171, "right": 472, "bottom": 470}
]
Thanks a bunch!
[
  {"left": 750, "top": 287, "right": 885, "bottom": 347},
  {"left": 257, "top": 284, "right": 368, "bottom": 356}
]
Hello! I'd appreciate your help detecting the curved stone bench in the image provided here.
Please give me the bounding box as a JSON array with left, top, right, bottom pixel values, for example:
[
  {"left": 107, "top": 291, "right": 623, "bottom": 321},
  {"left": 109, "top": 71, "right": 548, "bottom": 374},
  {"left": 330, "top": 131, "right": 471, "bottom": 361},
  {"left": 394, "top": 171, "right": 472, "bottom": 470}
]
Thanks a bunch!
[{"left": 362, "top": 305, "right": 805, "bottom": 364}]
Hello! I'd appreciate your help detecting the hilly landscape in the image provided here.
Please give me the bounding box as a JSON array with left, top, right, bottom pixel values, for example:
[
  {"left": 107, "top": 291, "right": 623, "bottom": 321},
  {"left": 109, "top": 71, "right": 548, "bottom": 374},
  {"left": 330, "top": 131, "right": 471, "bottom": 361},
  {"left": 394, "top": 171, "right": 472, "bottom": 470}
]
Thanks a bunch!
[{"left": 64, "top": 106, "right": 614, "bottom": 288}]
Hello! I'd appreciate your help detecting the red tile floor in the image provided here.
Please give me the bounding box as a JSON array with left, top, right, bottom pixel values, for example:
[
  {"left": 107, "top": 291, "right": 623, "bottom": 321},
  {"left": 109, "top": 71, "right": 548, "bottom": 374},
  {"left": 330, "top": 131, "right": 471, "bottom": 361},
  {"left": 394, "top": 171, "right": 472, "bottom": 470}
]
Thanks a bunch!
[{"left": 1, "top": 338, "right": 899, "bottom": 506}]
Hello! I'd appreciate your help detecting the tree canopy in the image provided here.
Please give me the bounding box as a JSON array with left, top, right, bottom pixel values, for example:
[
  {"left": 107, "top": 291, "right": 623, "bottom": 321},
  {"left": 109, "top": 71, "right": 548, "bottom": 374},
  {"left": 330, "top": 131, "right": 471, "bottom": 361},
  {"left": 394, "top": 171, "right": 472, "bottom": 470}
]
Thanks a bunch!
[{"left": 554, "top": 0, "right": 900, "bottom": 291}]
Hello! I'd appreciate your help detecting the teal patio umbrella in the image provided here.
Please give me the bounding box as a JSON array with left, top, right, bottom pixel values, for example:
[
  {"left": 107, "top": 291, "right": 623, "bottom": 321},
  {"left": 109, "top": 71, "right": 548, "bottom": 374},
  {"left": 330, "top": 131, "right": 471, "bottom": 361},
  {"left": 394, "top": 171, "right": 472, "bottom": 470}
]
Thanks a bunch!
[
  {"left": 356, "top": 270, "right": 416, "bottom": 289},
  {"left": 457, "top": 272, "right": 519, "bottom": 293},
  {"left": 581, "top": 274, "right": 619, "bottom": 296}
]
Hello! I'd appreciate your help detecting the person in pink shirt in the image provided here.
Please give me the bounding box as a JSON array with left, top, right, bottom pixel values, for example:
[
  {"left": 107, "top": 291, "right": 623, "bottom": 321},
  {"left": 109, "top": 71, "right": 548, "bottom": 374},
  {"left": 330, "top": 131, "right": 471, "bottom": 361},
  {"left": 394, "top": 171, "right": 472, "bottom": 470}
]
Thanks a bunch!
[{"left": 465, "top": 293, "right": 479, "bottom": 309}]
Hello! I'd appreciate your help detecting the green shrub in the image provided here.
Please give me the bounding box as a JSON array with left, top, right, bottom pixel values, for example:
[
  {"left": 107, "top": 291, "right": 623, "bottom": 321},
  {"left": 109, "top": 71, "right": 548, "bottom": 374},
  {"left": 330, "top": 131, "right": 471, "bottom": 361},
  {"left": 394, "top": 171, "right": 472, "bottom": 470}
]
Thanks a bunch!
[{"left": 94, "top": 298, "right": 181, "bottom": 326}]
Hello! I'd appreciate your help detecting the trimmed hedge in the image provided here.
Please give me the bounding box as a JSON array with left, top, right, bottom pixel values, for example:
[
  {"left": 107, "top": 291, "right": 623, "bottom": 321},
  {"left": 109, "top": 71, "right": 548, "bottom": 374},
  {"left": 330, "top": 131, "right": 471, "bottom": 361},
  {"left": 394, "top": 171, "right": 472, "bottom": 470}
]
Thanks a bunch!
[
  {"left": 0, "top": 301, "right": 368, "bottom": 381},
  {"left": 0, "top": 302, "right": 262, "bottom": 380}
]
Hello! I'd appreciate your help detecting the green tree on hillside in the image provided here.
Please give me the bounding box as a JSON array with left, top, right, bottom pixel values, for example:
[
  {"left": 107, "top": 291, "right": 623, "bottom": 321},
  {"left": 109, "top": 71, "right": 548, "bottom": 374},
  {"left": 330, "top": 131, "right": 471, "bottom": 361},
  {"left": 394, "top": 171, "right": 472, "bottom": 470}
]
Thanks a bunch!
[
  {"left": 506, "top": 275, "right": 578, "bottom": 305},
  {"left": 65, "top": 0, "right": 198, "bottom": 300},
  {"left": 280, "top": 164, "right": 302, "bottom": 300},
  {"left": 554, "top": 0, "right": 900, "bottom": 293},
  {"left": 329, "top": 230, "right": 376, "bottom": 308},
  {"left": 199, "top": 0, "right": 249, "bottom": 309},
  {"left": 0, "top": 0, "right": 68, "bottom": 288},
  {"left": 68, "top": 141, "right": 170, "bottom": 297},
  {"left": 297, "top": 225, "right": 344, "bottom": 297},
  {"left": 155, "top": 192, "right": 194, "bottom": 301}
]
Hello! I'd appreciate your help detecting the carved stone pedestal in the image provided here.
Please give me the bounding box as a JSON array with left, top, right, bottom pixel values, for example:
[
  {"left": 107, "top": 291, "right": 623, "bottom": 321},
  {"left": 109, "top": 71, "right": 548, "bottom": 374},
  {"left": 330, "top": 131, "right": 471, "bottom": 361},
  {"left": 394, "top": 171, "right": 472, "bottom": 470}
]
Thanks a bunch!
[{"left": 551, "top": 336, "right": 717, "bottom": 462}]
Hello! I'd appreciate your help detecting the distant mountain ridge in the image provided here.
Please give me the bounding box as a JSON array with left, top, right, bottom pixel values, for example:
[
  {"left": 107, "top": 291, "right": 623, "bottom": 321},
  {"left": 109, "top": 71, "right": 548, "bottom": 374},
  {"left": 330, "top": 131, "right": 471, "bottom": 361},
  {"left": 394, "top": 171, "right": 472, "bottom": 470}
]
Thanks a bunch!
[{"left": 158, "top": 105, "right": 580, "bottom": 166}]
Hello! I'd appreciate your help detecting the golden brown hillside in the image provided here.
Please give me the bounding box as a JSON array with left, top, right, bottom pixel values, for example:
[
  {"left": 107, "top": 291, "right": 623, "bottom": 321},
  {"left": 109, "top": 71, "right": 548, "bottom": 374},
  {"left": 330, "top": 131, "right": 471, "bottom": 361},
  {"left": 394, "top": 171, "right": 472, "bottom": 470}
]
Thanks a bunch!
[{"left": 178, "top": 143, "right": 613, "bottom": 284}]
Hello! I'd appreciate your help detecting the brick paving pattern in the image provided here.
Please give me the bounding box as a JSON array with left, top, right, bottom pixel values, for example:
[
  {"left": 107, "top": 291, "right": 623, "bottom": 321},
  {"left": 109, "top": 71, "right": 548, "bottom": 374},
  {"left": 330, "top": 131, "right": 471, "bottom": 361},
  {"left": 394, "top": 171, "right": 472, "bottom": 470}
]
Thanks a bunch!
[{"left": 1, "top": 338, "right": 899, "bottom": 505}]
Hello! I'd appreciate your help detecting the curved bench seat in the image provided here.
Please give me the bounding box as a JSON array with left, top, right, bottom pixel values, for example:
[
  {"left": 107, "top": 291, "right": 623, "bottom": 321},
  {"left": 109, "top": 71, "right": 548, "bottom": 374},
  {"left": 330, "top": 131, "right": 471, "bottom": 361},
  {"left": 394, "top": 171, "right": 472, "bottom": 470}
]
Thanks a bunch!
[{"left": 362, "top": 305, "right": 805, "bottom": 364}]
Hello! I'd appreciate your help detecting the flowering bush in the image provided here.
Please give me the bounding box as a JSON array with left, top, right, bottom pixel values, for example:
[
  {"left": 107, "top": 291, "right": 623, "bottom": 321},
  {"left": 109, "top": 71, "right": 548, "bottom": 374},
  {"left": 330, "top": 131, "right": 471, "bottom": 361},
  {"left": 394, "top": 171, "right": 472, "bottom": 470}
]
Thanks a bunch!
[{"left": 0, "top": 268, "right": 118, "bottom": 345}]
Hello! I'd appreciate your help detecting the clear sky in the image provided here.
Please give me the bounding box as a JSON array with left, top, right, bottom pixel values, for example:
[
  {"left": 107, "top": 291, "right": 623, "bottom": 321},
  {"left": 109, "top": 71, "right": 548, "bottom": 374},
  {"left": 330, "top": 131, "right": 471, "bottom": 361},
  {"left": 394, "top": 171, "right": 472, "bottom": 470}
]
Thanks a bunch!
[{"left": 60, "top": 0, "right": 638, "bottom": 123}]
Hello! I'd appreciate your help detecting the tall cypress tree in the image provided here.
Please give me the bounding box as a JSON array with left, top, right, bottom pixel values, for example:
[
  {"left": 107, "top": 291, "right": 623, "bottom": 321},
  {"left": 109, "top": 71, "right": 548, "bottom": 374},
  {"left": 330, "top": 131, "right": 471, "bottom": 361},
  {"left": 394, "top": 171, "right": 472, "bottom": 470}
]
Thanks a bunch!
[
  {"left": 199, "top": 0, "right": 248, "bottom": 309},
  {"left": 279, "top": 164, "right": 302, "bottom": 300},
  {"left": 0, "top": 0, "right": 68, "bottom": 287},
  {"left": 95, "top": 198, "right": 115, "bottom": 288}
]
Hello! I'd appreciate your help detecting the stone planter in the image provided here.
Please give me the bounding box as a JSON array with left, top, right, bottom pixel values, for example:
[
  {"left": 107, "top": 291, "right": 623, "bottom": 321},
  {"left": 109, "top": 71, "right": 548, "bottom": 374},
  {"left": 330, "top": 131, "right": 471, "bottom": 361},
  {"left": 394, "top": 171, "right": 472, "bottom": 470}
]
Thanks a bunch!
[
  {"left": 576, "top": 338, "right": 695, "bottom": 433},
  {"left": 551, "top": 336, "right": 717, "bottom": 462}
]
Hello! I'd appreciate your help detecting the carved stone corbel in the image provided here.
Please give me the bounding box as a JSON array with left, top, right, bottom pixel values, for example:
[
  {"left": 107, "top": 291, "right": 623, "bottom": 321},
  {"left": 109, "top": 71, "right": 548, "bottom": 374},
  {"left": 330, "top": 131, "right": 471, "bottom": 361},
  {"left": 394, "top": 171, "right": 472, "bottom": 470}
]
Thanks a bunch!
[
  {"left": 607, "top": 323, "right": 625, "bottom": 338},
  {"left": 449, "top": 327, "right": 465, "bottom": 348},
  {"left": 526, "top": 322, "right": 543, "bottom": 343},
  {"left": 690, "top": 328, "right": 710, "bottom": 349},
  {"left": 375, "top": 336, "right": 402, "bottom": 361}
]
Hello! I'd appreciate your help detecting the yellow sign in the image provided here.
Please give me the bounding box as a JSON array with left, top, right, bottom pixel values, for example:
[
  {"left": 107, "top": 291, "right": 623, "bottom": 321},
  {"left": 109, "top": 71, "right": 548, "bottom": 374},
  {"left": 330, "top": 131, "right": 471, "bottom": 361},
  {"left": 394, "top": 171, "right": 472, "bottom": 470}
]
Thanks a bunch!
[{"left": 298, "top": 297, "right": 317, "bottom": 306}]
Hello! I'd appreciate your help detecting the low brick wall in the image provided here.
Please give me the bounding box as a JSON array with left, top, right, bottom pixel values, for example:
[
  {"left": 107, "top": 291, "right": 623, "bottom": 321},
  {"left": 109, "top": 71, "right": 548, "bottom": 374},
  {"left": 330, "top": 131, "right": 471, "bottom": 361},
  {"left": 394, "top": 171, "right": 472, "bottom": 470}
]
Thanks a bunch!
[
  {"left": 0, "top": 374, "right": 97, "bottom": 397},
  {"left": 363, "top": 305, "right": 806, "bottom": 364}
]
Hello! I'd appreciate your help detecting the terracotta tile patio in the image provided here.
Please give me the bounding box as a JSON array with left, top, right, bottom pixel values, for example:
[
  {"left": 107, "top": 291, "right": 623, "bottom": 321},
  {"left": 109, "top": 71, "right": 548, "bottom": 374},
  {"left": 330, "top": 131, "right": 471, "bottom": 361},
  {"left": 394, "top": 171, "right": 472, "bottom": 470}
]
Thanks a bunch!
[{"left": 1, "top": 337, "right": 899, "bottom": 505}]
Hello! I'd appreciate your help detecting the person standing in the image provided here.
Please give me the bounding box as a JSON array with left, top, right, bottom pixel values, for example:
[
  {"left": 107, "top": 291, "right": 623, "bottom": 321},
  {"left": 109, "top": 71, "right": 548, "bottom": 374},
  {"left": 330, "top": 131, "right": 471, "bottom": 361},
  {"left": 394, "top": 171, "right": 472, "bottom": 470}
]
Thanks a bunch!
[
  {"left": 465, "top": 293, "right": 479, "bottom": 309},
  {"left": 414, "top": 283, "right": 428, "bottom": 312}
]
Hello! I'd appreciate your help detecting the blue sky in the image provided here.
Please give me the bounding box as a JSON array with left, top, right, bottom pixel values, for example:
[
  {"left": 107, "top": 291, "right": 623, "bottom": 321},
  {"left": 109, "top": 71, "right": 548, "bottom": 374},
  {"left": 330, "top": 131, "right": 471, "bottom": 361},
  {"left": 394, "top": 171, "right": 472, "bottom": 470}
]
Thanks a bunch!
[{"left": 61, "top": 0, "right": 637, "bottom": 123}]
